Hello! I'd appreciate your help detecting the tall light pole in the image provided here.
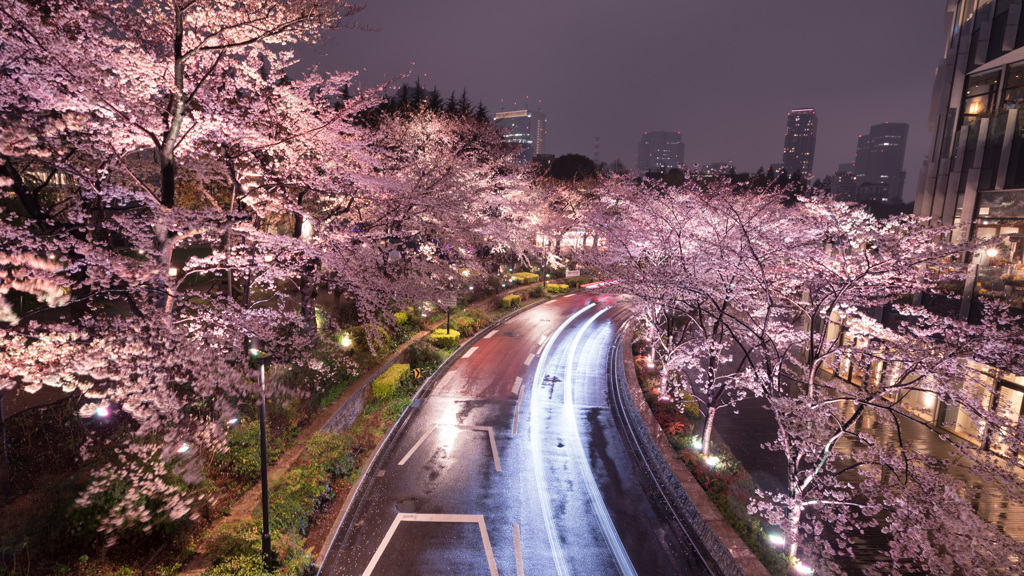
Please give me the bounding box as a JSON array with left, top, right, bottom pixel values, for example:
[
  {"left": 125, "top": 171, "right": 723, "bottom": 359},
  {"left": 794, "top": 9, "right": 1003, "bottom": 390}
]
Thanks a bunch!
[{"left": 248, "top": 339, "right": 272, "bottom": 567}]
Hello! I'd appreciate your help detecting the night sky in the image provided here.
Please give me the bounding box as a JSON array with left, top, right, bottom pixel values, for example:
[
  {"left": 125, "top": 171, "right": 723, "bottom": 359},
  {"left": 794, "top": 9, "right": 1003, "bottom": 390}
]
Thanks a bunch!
[{"left": 306, "top": 0, "right": 948, "bottom": 201}]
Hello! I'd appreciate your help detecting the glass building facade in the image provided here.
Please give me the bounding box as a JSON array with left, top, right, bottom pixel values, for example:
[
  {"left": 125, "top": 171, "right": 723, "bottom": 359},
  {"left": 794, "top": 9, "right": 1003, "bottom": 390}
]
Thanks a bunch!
[
  {"left": 493, "top": 109, "right": 547, "bottom": 162},
  {"left": 917, "top": 0, "right": 1024, "bottom": 305}
]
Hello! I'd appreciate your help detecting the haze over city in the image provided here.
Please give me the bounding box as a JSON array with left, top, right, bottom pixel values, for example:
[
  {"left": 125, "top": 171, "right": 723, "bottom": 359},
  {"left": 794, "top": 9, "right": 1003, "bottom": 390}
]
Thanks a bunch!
[{"left": 306, "top": 0, "right": 948, "bottom": 200}]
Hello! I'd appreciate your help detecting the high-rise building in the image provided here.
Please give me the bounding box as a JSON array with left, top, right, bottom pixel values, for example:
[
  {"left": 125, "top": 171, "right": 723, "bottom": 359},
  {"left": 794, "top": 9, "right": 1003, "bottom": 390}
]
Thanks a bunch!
[
  {"left": 917, "top": 1, "right": 1024, "bottom": 255},
  {"left": 782, "top": 108, "right": 818, "bottom": 179},
  {"left": 832, "top": 162, "right": 859, "bottom": 201},
  {"left": 854, "top": 122, "right": 909, "bottom": 203},
  {"left": 493, "top": 109, "right": 547, "bottom": 161},
  {"left": 905, "top": 0, "right": 1024, "bottom": 452},
  {"left": 636, "top": 131, "right": 685, "bottom": 173}
]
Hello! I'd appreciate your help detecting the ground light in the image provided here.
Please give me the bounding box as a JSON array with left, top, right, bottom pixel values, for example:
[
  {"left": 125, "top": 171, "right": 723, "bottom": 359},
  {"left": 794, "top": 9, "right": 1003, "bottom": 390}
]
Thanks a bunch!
[
  {"left": 794, "top": 560, "right": 814, "bottom": 574},
  {"left": 768, "top": 534, "right": 785, "bottom": 546},
  {"left": 95, "top": 405, "right": 109, "bottom": 418},
  {"left": 691, "top": 437, "right": 703, "bottom": 450},
  {"left": 176, "top": 443, "right": 191, "bottom": 454},
  {"left": 705, "top": 455, "right": 721, "bottom": 468}
]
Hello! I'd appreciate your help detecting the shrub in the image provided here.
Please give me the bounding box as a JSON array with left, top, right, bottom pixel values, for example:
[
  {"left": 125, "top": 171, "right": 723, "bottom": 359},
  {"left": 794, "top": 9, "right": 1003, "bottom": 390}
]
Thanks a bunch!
[
  {"left": 451, "top": 308, "right": 489, "bottom": 336},
  {"left": 406, "top": 340, "right": 444, "bottom": 369},
  {"left": 394, "top": 311, "right": 409, "bottom": 325},
  {"left": 372, "top": 364, "right": 410, "bottom": 400},
  {"left": 680, "top": 390, "right": 701, "bottom": 420},
  {"left": 546, "top": 283, "right": 570, "bottom": 294},
  {"left": 429, "top": 328, "right": 461, "bottom": 349},
  {"left": 500, "top": 294, "right": 521, "bottom": 309},
  {"left": 511, "top": 272, "right": 539, "bottom": 284},
  {"left": 528, "top": 284, "right": 543, "bottom": 298},
  {"left": 566, "top": 276, "right": 591, "bottom": 289}
]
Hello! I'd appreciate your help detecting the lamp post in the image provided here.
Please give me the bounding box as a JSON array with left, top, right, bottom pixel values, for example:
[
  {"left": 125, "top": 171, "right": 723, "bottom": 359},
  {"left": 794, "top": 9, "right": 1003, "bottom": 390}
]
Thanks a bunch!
[{"left": 248, "top": 338, "right": 272, "bottom": 567}]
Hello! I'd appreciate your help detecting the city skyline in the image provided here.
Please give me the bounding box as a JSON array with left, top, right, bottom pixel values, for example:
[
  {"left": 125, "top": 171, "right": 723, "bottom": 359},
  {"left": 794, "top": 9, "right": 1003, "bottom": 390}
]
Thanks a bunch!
[{"left": 302, "top": 0, "right": 947, "bottom": 201}]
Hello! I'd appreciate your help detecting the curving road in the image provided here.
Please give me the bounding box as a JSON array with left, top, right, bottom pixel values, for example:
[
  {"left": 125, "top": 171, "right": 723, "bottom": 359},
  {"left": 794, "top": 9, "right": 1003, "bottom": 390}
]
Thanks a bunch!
[{"left": 318, "top": 293, "right": 710, "bottom": 576}]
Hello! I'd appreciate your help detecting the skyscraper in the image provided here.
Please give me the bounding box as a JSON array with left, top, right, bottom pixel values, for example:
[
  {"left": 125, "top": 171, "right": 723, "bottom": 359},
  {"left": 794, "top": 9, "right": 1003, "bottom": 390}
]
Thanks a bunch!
[
  {"left": 636, "top": 131, "right": 685, "bottom": 173},
  {"left": 832, "top": 162, "right": 859, "bottom": 201},
  {"left": 782, "top": 108, "right": 817, "bottom": 179},
  {"left": 493, "top": 109, "right": 547, "bottom": 161},
  {"left": 854, "top": 122, "right": 909, "bottom": 203}
]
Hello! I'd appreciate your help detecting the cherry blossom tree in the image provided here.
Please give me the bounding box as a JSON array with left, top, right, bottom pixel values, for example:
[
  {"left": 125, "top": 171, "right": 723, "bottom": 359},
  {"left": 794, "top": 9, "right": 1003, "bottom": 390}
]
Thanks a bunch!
[{"left": 591, "top": 175, "right": 1024, "bottom": 574}]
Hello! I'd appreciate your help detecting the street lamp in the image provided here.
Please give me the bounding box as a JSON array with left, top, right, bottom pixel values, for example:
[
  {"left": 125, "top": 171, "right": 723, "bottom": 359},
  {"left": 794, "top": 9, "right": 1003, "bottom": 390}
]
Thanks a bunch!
[{"left": 248, "top": 338, "right": 272, "bottom": 567}]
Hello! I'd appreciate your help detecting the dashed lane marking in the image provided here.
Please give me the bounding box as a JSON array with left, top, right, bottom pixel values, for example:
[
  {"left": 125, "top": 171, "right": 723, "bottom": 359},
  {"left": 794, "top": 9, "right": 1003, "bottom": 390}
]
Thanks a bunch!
[
  {"left": 538, "top": 334, "right": 548, "bottom": 346},
  {"left": 361, "top": 513, "right": 499, "bottom": 576},
  {"left": 514, "top": 524, "right": 524, "bottom": 576},
  {"left": 483, "top": 330, "right": 497, "bottom": 339},
  {"left": 512, "top": 378, "right": 525, "bottom": 435},
  {"left": 463, "top": 346, "right": 479, "bottom": 358},
  {"left": 524, "top": 353, "right": 535, "bottom": 366},
  {"left": 511, "top": 376, "right": 523, "bottom": 396}
]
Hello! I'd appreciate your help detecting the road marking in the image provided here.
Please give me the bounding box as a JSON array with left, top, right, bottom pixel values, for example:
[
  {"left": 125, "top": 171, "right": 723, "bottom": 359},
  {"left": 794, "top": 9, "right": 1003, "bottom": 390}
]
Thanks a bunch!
[
  {"left": 511, "top": 376, "right": 523, "bottom": 396},
  {"left": 524, "top": 353, "right": 535, "bottom": 366},
  {"left": 398, "top": 424, "right": 438, "bottom": 466},
  {"left": 483, "top": 330, "right": 497, "bottom": 339},
  {"left": 376, "top": 470, "right": 385, "bottom": 478},
  {"left": 512, "top": 379, "right": 525, "bottom": 435},
  {"left": 463, "top": 346, "right": 479, "bottom": 359},
  {"left": 398, "top": 424, "right": 502, "bottom": 471},
  {"left": 514, "top": 524, "right": 524, "bottom": 576},
  {"left": 538, "top": 334, "right": 548, "bottom": 346},
  {"left": 361, "top": 513, "right": 498, "bottom": 576},
  {"left": 529, "top": 302, "right": 597, "bottom": 576},
  {"left": 564, "top": 307, "right": 638, "bottom": 576}
]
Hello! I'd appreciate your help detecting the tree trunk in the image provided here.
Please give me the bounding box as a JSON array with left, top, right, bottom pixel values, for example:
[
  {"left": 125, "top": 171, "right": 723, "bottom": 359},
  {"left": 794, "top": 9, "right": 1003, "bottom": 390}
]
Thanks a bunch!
[{"left": 702, "top": 406, "right": 716, "bottom": 457}]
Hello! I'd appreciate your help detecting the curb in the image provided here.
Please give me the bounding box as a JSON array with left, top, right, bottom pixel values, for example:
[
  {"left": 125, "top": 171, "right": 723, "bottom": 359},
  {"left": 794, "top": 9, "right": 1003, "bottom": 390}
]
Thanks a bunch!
[{"left": 610, "top": 325, "right": 772, "bottom": 576}]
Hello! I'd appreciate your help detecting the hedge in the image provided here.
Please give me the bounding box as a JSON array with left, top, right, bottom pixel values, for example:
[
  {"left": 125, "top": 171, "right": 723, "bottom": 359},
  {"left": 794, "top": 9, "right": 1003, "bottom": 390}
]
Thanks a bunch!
[
  {"left": 546, "top": 284, "right": 570, "bottom": 294},
  {"left": 500, "top": 294, "right": 521, "bottom": 309},
  {"left": 511, "top": 272, "right": 539, "bottom": 284},
  {"left": 394, "top": 311, "right": 409, "bottom": 325},
  {"left": 429, "top": 328, "right": 461, "bottom": 349},
  {"left": 372, "top": 364, "right": 410, "bottom": 400}
]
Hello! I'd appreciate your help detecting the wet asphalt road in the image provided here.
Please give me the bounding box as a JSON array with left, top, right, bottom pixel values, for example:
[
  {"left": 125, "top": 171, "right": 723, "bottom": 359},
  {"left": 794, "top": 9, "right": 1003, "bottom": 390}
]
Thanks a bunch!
[{"left": 318, "top": 294, "right": 710, "bottom": 576}]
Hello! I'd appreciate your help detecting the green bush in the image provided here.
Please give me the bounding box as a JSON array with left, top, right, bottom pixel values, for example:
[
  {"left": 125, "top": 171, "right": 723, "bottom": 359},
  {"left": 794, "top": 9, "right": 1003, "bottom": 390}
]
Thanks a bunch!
[
  {"left": 566, "top": 276, "right": 591, "bottom": 289},
  {"left": 451, "top": 308, "right": 489, "bottom": 336},
  {"left": 546, "top": 283, "right": 570, "bottom": 294},
  {"left": 500, "top": 294, "right": 521, "bottom": 309},
  {"left": 373, "top": 364, "right": 410, "bottom": 400},
  {"left": 528, "top": 284, "right": 543, "bottom": 298},
  {"left": 406, "top": 340, "right": 444, "bottom": 369},
  {"left": 394, "top": 311, "right": 409, "bottom": 325},
  {"left": 214, "top": 421, "right": 263, "bottom": 483},
  {"left": 511, "top": 272, "right": 539, "bottom": 284},
  {"left": 429, "top": 328, "right": 460, "bottom": 349},
  {"left": 680, "top": 390, "right": 701, "bottom": 420}
]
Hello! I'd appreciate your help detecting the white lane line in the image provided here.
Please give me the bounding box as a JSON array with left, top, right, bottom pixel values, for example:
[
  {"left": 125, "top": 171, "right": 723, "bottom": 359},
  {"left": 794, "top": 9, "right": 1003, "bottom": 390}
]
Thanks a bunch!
[
  {"left": 529, "top": 303, "right": 597, "bottom": 576},
  {"left": 463, "top": 346, "right": 479, "bottom": 358},
  {"left": 397, "top": 424, "right": 501, "bottom": 471},
  {"left": 361, "top": 513, "right": 498, "bottom": 576},
  {"left": 565, "top": 307, "right": 638, "bottom": 576},
  {"left": 524, "top": 353, "right": 535, "bottom": 366},
  {"left": 398, "top": 424, "right": 438, "bottom": 466},
  {"left": 511, "top": 376, "right": 523, "bottom": 396},
  {"left": 514, "top": 524, "right": 525, "bottom": 576},
  {"left": 512, "top": 379, "right": 525, "bottom": 435},
  {"left": 538, "top": 334, "right": 548, "bottom": 346},
  {"left": 484, "top": 330, "right": 498, "bottom": 339}
]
